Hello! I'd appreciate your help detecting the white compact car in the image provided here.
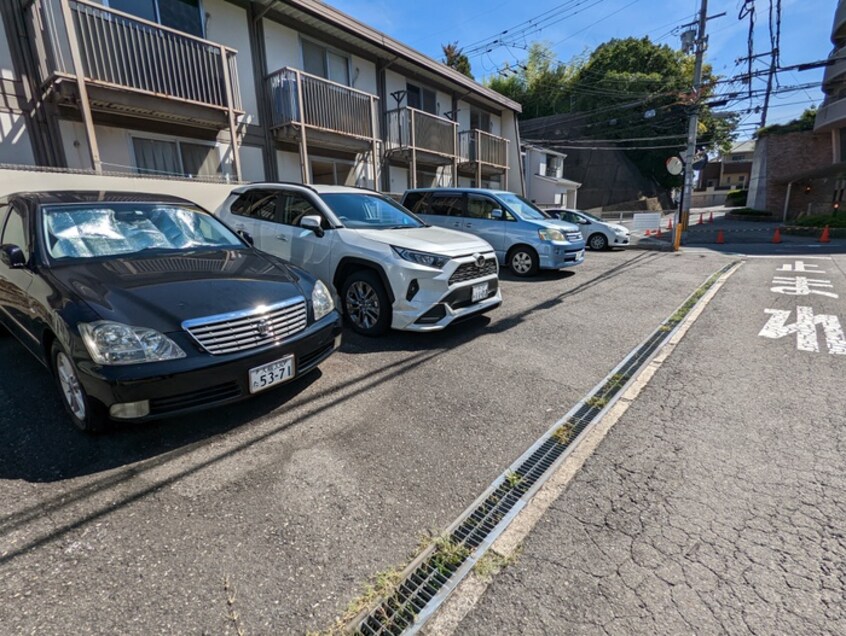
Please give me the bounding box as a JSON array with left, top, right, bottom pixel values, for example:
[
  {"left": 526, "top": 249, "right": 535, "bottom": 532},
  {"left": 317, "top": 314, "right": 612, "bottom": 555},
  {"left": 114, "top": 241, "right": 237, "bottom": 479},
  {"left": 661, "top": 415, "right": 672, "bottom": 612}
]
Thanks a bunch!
[
  {"left": 548, "top": 209, "right": 631, "bottom": 250},
  {"left": 218, "top": 184, "right": 502, "bottom": 336}
]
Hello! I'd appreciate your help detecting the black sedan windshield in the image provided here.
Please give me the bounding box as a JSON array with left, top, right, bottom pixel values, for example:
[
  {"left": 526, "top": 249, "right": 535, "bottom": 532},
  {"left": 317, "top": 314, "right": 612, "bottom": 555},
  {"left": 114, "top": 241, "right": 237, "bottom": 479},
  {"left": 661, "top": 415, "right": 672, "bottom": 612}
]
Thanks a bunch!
[
  {"left": 319, "top": 193, "right": 424, "bottom": 230},
  {"left": 42, "top": 203, "right": 243, "bottom": 260}
]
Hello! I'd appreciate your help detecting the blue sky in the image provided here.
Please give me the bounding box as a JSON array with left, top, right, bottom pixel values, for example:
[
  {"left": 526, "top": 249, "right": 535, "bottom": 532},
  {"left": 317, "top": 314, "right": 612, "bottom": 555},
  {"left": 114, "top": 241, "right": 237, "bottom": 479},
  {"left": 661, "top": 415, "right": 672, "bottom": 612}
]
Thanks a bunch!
[{"left": 327, "top": 0, "right": 831, "bottom": 134}]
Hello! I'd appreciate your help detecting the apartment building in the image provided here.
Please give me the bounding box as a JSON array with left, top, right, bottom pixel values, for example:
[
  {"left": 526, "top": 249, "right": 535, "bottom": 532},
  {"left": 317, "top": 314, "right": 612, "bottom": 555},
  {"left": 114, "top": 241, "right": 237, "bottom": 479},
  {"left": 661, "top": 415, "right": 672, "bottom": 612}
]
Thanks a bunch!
[
  {"left": 815, "top": 0, "right": 846, "bottom": 154},
  {"left": 0, "top": 0, "right": 524, "bottom": 197},
  {"left": 522, "top": 145, "right": 581, "bottom": 209}
]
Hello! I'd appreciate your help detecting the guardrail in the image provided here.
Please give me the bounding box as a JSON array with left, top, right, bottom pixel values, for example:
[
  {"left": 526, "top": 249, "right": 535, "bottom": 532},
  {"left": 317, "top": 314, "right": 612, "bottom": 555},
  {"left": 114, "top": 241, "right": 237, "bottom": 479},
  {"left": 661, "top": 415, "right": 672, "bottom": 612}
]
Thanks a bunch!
[
  {"left": 28, "top": 0, "right": 241, "bottom": 111},
  {"left": 459, "top": 129, "right": 508, "bottom": 169},
  {"left": 267, "top": 67, "right": 378, "bottom": 139},
  {"left": 386, "top": 107, "right": 457, "bottom": 158}
]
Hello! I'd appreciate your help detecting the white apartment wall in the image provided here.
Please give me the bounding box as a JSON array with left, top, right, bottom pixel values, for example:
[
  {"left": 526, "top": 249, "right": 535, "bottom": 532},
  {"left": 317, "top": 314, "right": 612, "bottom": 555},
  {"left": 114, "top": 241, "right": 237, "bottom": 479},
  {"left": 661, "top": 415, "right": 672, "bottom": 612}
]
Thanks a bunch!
[
  {"left": 385, "top": 70, "right": 406, "bottom": 109},
  {"left": 0, "top": 11, "right": 35, "bottom": 166},
  {"left": 502, "top": 111, "right": 523, "bottom": 194},
  {"left": 240, "top": 145, "right": 265, "bottom": 182},
  {"left": 0, "top": 168, "right": 237, "bottom": 211},
  {"left": 263, "top": 21, "right": 377, "bottom": 95},
  {"left": 389, "top": 165, "right": 408, "bottom": 194},
  {"left": 59, "top": 121, "right": 240, "bottom": 180},
  {"left": 205, "top": 0, "right": 258, "bottom": 125},
  {"left": 263, "top": 20, "right": 300, "bottom": 72},
  {"left": 456, "top": 100, "right": 472, "bottom": 130}
]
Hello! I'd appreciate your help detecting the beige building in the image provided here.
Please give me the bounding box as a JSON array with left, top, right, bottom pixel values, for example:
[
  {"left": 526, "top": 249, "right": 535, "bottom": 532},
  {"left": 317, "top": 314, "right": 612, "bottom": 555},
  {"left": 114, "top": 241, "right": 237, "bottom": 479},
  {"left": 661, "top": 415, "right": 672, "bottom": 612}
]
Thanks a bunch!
[{"left": 0, "top": 0, "right": 523, "bottom": 198}]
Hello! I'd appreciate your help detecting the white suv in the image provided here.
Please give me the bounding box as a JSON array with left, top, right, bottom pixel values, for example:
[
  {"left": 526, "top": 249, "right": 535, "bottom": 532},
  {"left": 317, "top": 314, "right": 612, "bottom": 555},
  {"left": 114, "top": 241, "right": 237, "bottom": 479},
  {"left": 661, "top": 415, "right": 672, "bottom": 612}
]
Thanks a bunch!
[{"left": 218, "top": 184, "right": 502, "bottom": 336}]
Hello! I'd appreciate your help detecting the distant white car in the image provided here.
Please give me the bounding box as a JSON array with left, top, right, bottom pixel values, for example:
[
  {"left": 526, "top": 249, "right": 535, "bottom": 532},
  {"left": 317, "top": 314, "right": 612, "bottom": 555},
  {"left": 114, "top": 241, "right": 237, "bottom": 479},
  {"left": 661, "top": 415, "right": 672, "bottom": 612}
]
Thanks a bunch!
[
  {"left": 547, "top": 209, "right": 630, "bottom": 251},
  {"left": 218, "top": 184, "right": 502, "bottom": 336}
]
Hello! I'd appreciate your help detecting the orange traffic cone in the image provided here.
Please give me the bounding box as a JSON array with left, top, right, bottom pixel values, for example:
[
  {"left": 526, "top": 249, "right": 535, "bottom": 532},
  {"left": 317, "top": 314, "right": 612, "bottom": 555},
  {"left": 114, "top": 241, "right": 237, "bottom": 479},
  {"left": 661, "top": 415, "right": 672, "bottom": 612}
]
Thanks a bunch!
[
  {"left": 667, "top": 218, "right": 673, "bottom": 231},
  {"left": 698, "top": 213, "right": 704, "bottom": 225},
  {"left": 820, "top": 225, "right": 831, "bottom": 244},
  {"left": 708, "top": 211, "right": 714, "bottom": 223},
  {"left": 716, "top": 229, "right": 725, "bottom": 245},
  {"left": 654, "top": 226, "right": 663, "bottom": 238},
  {"left": 772, "top": 228, "right": 781, "bottom": 244},
  {"left": 644, "top": 229, "right": 652, "bottom": 236}
]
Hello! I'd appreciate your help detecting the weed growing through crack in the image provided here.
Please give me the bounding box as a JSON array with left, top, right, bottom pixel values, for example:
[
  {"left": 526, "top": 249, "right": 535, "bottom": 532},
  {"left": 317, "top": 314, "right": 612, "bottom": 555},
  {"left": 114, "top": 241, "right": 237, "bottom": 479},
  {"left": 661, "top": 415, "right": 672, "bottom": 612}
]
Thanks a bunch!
[
  {"left": 431, "top": 535, "right": 472, "bottom": 576},
  {"left": 586, "top": 396, "right": 608, "bottom": 410},
  {"left": 504, "top": 470, "right": 523, "bottom": 488},
  {"left": 223, "top": 573, "right": 245, "bottom": 636},
  {"left": 473, "top": 548, "right": 521, "bottom": 581},
  {"left": 552, "top": 422, "right": 575, "bottom": 445}
]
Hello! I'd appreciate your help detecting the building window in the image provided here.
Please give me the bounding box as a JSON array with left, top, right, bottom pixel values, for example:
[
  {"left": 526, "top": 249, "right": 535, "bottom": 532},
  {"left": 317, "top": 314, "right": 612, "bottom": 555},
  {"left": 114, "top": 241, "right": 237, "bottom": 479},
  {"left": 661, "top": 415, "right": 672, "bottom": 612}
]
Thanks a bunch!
[
  {"left": 543, "top": 154, "right": 564, "bottom": 179},
  {"left": 301, "top": 39, "right": 350, "bottom": 85},
  {"left": 407, "top": 83, "right": 437, "bottom": 115},
  {"left": 132, "top": 137, "right": 222, "bottom": 179},
  {"left": 470, "top": 108, "right": 491, "bottom": 132},
  {"left": 731, "top": 155, "right": 744, "bottom": 161},
  {"left": 106, "top": 0, "right": 204, "bottom": 38},
  {"left": 311, "top": 158, "right": 357, "bottom": 186},
  {"left": 839, "top": 128, "right": 846, "bottom": 163}
]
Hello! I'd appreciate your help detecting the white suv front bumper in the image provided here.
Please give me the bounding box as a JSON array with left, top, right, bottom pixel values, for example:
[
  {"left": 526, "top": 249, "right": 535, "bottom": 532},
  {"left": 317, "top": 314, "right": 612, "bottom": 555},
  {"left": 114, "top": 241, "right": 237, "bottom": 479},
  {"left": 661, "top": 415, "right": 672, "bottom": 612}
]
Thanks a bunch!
[{"left": 388, "top": 252, "right": 502, "bottom": 332}]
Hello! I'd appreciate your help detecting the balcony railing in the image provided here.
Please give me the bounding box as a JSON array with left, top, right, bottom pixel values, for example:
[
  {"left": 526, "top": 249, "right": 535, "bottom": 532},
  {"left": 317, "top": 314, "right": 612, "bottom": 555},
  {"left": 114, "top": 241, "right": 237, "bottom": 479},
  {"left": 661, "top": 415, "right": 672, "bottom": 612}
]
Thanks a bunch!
[
  {"left": 27, "top": 0, "right": 241, "bottom": 111},
  {"left": 459, "top": 129, "right": 508, "bottom": 169},
  {"left": 267, "top": 67, "right": 378, "bottom": 140},
  {"left": 386, "top": 107, "right": 457, "bottom": 159},
  {"left": 815, "top": 96, "right": 846, "bottom": 132}
]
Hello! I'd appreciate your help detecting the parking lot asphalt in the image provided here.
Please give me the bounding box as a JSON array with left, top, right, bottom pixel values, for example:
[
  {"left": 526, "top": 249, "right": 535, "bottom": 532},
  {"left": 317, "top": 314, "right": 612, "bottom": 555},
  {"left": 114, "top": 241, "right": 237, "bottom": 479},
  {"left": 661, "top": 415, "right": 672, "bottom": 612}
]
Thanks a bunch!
[
  {"left": 0, "top": 248, "right": 735, "bottom": 634},
  {"left": 456, "top": 253, "right": 846, "bottom": 635}
]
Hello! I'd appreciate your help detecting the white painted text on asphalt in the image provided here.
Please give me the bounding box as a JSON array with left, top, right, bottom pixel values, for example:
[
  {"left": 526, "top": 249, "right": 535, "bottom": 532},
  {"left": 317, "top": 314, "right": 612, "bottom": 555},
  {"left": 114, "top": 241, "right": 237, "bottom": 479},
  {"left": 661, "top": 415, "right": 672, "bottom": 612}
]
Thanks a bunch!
[
  {"left": 759, "top": 308, "right": 846, "bottom": 355},
  {"left": 771, "top": 276, "right": 839, "bottom": 299}
]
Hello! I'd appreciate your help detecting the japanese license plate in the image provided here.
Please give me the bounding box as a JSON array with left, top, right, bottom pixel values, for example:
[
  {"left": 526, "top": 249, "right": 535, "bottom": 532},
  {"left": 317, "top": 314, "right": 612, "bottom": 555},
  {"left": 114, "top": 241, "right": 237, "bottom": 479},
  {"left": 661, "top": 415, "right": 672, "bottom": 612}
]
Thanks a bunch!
[
  {"left": 249, "top": 355, "right": 295, "bottom": 394},
  {"left": 472, "top": 282, "right": 489, "bottom": 303}
]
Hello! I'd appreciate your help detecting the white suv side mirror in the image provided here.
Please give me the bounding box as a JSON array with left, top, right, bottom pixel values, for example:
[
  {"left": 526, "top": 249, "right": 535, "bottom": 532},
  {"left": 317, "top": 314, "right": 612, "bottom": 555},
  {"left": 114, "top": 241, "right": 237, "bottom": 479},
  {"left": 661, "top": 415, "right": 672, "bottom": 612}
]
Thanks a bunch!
[{"left": 301, "top": 215, "right": 325, "bottom": 238}]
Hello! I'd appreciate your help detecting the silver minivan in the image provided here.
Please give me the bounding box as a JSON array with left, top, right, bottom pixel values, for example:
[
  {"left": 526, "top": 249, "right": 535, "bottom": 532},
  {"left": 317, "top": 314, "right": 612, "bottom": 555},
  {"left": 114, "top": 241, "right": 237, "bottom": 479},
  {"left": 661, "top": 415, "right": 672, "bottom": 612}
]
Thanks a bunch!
[{"left": 402, "top": 189, "right": 586, "bottom": 277}]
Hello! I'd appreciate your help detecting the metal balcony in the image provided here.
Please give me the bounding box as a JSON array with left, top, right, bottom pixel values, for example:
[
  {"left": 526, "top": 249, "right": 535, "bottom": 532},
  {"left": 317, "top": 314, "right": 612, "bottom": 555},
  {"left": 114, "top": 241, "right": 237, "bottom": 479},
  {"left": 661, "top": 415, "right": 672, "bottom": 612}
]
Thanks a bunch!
[
  {"left": 823, "top": 48, "right": 846, "bottom": 94},
  {"left": 267, "top": 67, "right": 379, "bottom": 152},
  {"left": 26, "top": 0, "right": 242, "bottom": 128},
  {"left": 385, "top": 107, "right": 458, "bottom": 166},
  {"left": 458, "top": 129, "right": 509, "bottom": 178},
  {"left": 834, "top": 0, "right": 846, "bottom": 46}
]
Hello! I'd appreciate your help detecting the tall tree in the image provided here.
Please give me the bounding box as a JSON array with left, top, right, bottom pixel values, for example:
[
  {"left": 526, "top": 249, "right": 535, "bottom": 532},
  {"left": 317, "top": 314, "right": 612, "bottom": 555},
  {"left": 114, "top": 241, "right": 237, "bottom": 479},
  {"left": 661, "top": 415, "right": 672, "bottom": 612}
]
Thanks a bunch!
[
  {"left": 442, "top": 42, "right": 474, "bottom": 79},
  {"left": 487, "top": 37, "right": 738, "bottom": 190}
]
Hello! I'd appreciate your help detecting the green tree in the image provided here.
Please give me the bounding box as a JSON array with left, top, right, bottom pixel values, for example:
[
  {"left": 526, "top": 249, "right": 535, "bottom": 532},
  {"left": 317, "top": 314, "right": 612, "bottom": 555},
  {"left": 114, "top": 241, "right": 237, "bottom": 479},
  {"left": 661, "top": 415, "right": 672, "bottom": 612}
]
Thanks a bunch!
[
  {"left": 442, "top": 42, "right": 474, "bottom": 79},
  {"left": 487, "top": 37, "right": 738, "bottom": 189},
  {"left": 757, "top": 107, "right": 818, "bottom": 137}
]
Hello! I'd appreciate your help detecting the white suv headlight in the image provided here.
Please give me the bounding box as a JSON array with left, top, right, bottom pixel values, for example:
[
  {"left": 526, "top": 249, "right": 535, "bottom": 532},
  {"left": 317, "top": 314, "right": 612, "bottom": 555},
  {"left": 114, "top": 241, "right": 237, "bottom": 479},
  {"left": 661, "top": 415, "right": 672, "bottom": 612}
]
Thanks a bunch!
[
  {"left": 392, "top": 246, "right": 449, "bottom": 269},
  {"left": 79, "top": 321, "right": 186, "bottom": 366},
  {"left": 312, "top": 280, "right": 335, "bottom": 321}
]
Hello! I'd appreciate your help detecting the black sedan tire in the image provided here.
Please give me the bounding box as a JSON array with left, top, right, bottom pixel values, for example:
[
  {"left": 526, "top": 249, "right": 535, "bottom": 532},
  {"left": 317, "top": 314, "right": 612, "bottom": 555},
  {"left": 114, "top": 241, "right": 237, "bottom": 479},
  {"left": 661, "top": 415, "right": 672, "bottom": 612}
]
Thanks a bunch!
[
  {"left": 51, "top": 341, "right": 109, "bottom": 433},
  {"left": 588, "top": 233, "right": 608, "bottom": 251},
  {"left": 341, "top": 270, "right": 391, "bottom": 336}
]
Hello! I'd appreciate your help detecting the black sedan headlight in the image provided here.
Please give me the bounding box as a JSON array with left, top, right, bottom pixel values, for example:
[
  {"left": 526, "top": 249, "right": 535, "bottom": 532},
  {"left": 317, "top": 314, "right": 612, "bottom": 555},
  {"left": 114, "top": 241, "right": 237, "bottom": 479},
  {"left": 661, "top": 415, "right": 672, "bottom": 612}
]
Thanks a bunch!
[
  {"left": 79, "top": 321, "right": 186, "bottom": 365},
  {"left": 312, "top": 280, "right": 335, "bottom": 321}
]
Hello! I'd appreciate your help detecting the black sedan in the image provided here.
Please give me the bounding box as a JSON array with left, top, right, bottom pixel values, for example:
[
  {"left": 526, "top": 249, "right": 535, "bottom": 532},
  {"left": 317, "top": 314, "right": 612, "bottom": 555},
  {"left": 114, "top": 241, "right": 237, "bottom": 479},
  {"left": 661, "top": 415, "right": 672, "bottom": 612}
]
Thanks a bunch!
[{"left": 0, "top": 191, "right": 342, "bottom": 432}]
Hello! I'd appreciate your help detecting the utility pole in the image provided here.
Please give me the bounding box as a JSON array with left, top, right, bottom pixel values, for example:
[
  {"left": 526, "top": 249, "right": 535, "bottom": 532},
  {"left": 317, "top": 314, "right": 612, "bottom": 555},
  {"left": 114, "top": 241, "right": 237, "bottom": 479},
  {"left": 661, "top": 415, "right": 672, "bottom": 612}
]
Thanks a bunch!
[{"left": 675, "top": 0, "right": 708, "bottom": 251}]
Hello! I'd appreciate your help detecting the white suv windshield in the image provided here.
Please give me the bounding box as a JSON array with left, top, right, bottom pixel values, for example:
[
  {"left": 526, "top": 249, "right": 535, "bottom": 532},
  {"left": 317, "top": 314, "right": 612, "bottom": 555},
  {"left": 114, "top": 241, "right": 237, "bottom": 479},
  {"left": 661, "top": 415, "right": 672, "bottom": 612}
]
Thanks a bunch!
[
  {"left": 43, "top": 203, "right": 243, "bottom": 260},
  {"left": 320, "top": 193, "right": 424, "bottom": 230},
  {"left": 497, "top": 193, "right": 550, "bottom": 221}
]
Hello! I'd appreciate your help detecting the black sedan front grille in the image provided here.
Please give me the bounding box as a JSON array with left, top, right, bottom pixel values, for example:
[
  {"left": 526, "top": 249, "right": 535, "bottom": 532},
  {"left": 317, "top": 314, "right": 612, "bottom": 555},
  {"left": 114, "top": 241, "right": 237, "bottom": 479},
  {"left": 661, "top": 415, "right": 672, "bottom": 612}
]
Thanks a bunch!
[
  {"left": 149, "top": 382, "right": 242, "bottom": 415},
  {"left": 449, "top": 259, "right": 497, "bottom": 285}
]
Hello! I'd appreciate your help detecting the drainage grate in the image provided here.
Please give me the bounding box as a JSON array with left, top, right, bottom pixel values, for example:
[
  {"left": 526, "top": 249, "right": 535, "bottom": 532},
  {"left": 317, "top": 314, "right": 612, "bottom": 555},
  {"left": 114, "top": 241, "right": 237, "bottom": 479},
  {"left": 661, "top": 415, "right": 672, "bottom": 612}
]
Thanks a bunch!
[{"left": 353, "top": 262, "right": 738, "bottom": 636}]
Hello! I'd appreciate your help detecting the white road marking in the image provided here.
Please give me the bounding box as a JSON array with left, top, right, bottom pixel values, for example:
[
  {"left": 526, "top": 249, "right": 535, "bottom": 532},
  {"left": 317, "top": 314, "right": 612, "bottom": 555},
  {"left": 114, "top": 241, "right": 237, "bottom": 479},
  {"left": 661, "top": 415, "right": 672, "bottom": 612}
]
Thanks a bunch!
[
  {"left": 759, "top": 307, "right": 846, "bottom": 355},
  {"left": 770, "top": 276, "right": 839, "bottom": 299},
  {"left": 778, "top": 261, "right": 827, "bottom": 273}
]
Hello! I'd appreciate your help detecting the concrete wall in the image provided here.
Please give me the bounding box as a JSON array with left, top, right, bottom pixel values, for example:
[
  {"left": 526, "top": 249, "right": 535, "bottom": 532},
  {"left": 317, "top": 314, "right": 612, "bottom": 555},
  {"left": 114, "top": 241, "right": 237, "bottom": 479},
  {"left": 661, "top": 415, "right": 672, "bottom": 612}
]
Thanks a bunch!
[
  {"left": 206, "top": 0, "right": 258, "bottom": 125},
  {"left": 0, "top": 168, "right": 237, "bottom": 212},
  {"left": 0, "top": 10, "right": 35, "bottom": 166},
  {"left": 748, "top": 131, "right": 833, "bottom": 217}
]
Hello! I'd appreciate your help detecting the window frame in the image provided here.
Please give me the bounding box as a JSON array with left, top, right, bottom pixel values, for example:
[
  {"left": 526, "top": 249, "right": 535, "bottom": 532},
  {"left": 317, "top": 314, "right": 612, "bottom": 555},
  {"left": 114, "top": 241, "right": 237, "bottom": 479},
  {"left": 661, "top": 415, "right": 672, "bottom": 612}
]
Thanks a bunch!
[
  {"left": 104, "top": 0, "right": 206, "bottom": 38},
  {"left": 299, "top": 36, "right": 352, "bottom": 86},
  {"left": 130, "top": 134, "right": 223, "bottom": 180},
  {"left": 427, "top": 193, "right": 466, "bottom": 217}
]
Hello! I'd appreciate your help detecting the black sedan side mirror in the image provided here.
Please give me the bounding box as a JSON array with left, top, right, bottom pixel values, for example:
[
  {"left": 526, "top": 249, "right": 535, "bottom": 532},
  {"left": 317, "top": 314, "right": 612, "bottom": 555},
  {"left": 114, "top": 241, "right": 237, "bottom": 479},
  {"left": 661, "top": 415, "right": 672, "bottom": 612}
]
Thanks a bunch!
[
  {"left": 0, "top": 245, "right": 26, "bottom": 269},
  {"left": 238, "top": 230, "right": 254, "bottom": 246}
]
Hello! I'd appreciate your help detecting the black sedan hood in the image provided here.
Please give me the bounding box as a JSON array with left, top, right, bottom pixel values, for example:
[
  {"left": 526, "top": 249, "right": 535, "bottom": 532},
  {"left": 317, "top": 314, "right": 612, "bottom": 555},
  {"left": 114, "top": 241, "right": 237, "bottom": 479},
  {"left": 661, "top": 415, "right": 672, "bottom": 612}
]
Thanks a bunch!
[{"left": 49, "top": 249, "right": 307, "bottom": 333}]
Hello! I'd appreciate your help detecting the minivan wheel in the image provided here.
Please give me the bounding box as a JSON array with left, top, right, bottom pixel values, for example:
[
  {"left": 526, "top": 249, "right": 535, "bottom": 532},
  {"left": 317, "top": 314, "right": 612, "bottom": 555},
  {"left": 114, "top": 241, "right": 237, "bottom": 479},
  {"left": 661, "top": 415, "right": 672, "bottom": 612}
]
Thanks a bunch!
[
  {"left": 508, "top": 246, "right": 539, "bottom": 277},
  {"left": 588, "top": 233, "right": 608, "bottom": 251},
  {"left": 51, "top": 342, "right": 108, "bottom": 433},
  {"left": 341, "top": 270, "right": 391, "bottom": 336}
]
